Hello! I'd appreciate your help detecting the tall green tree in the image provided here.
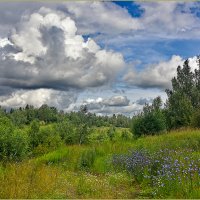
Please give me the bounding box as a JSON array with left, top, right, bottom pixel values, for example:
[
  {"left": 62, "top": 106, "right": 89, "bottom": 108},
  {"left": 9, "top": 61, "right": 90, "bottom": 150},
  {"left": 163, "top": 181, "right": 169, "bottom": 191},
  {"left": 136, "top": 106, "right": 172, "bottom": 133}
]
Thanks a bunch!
[{"left": 165, "top": 57, "right": 200, "bottom": 129}]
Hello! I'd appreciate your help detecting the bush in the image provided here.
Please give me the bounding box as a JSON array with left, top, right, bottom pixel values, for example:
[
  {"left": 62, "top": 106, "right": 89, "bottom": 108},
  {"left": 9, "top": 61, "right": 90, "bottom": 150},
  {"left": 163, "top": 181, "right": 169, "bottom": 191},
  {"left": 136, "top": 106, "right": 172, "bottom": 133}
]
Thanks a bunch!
[
  {"left": 132, "top": 111, "right": 166, "bottom": 137},
  {"left": 131, "top": 97, "right": 166, "bottom": 137},
  {"left": 29, "top": 122, "right": 63, "bottom": 153},
  {"left": 38, "top": 126, "right": 63, "bottom": 150},
  {"left": 7, "top": 129, "right": 29, "bottom": 160},
  {"left": 0, "top": 117, "right": 29, "bottom": 161},
  {"left": 56, "top": 120, "right": 75, "bottom": 144}
]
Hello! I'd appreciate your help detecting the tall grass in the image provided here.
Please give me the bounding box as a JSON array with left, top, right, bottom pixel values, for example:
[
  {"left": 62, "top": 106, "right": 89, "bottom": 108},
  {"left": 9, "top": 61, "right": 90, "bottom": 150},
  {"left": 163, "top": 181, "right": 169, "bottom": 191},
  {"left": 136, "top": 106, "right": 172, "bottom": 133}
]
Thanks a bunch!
[{"left": 0, "top": 162, "right": 135, "bottom": 198}]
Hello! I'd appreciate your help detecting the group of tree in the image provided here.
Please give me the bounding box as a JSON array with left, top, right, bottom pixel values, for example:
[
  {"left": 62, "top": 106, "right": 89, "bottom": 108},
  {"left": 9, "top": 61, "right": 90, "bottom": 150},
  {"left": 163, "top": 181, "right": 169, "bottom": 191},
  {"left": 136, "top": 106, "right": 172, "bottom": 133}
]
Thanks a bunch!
[
  {"left": 0, "top": 104, "right": 130, "bottom": 128},
  {"left": 132, "top": 56, "right": 200, "bottom": 137},
  {"left": 0, "top": 103, "right": 131, "bottom": 161}
]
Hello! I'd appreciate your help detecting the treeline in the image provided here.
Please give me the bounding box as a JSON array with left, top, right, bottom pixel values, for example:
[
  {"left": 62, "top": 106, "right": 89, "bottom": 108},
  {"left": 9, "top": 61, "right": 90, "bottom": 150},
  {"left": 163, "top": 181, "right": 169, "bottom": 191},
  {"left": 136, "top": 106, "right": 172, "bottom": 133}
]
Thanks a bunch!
[
  {"left": 132, "top": 56, "right": 200, "bottom": 136},
  {"left": 0, "top": 104, "right": 130, "bottom": 128},
  {"left": 0, "top": 104, "right": 131, "bottom": 161}
]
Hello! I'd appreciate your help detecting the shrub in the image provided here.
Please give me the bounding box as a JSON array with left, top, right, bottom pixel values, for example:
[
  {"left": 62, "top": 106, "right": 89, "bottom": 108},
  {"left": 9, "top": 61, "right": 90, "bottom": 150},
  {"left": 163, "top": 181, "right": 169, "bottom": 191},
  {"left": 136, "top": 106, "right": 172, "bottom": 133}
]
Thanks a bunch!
[
  {"left": 29, "top": 122, "right": 63, "bottom": 154},
  {"left": 0, "top": 117, "right": 29, "bottom": 161},
  {"left": 56, "top": 120, "right": 75, "bottom": 144},
  {"left": 131, "top": 97, "right": 167, "bottom": 137},
  {"left": 132, "top": 111, "right": 166, "bottom": 137},
  {"left": 131, "top": 115, "right": 144, "bottom": 137},
  {"left": 38, "top": 126, "right": 63, "bottom": 150},
  {"left": 7, "top": 129, "right": 29, "bottom": 160}
]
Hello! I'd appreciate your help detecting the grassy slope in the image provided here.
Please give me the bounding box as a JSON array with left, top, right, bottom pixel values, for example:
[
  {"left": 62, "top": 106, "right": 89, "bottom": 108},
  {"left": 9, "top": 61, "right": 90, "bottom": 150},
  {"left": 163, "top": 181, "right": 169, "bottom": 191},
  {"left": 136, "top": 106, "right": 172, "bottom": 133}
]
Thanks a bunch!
[{"left": 0, "top": 128, "right": 199, "bottom": 198}]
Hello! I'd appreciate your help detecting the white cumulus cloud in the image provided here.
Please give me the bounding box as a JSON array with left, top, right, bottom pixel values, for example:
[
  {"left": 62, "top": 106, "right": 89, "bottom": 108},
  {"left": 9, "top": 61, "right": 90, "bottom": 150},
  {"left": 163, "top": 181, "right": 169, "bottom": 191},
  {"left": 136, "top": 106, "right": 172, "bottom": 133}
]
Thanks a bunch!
[
  {"left": 0, "top": 7, "right": 125, "bottom": 91},
  {"left": 124, "top": 55, "right": 199, "bottom": 89}
]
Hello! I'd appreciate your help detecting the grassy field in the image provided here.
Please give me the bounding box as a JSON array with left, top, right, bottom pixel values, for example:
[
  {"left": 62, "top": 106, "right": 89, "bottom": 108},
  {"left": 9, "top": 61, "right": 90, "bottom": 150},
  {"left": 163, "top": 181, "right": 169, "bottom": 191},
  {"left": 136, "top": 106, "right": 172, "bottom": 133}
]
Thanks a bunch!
[{"left": 0, "top": 128, "right": 199, "bottom": 199}]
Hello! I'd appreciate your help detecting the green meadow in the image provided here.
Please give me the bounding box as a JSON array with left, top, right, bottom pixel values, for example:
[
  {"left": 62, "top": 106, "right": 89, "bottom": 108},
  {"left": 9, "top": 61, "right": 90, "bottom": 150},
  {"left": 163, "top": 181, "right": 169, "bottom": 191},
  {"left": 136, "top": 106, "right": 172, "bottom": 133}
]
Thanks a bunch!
[{"left": 0, "top": 127, "right": 199, "bottom": 199}]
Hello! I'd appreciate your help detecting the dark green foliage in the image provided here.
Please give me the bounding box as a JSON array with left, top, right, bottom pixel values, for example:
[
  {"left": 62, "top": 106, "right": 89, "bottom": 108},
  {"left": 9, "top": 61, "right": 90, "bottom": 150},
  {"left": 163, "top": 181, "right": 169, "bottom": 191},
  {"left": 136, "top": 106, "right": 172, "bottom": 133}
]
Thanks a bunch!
[
  {"left": 7, "top": 129, "right": 29, "bottom": 160},
  {"left": 131, "top": 97, "right": 166, "bottom": 137},
  {"left": 66, "top": 109, "right": 130, "bottom": 128},
  {"left": 165, "top": 57, "right": 200, "bottom": 129},
  {"left": 0, "top": 117, "right": 29, "bottom": 161},
  {"left": 37, "top": 104, "right": 58, "bottom": 123},
  {"left": 114, "top": 114, "right": 131, "bottom": 128},
  {"left": 132, "top": 111, "right": 166, "bottom": 137},
  {"left": 131, "top": 116, "right": 144, "bottom": 137},
  {"left": 25, "top": 104, "right": 37, "bottom": 123},
  {"left": 191, "top": 109, "right": 200, "bottom": 128},
  {"left": 165, "top": 93, "right": 193, "bottom": 129}
]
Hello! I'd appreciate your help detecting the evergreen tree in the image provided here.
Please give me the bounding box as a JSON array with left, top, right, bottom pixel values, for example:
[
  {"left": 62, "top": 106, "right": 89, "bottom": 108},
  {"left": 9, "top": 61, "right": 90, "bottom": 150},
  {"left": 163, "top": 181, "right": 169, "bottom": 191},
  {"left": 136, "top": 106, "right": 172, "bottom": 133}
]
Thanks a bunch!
[{"left": 165, "top": 56, "right": 200, "bottom": 129}]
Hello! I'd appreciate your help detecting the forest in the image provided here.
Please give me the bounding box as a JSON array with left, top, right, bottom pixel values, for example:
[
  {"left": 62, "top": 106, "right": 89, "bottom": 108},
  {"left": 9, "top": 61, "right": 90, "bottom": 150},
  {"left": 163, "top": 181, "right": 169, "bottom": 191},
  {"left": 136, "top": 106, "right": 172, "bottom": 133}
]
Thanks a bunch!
[{"left": 0, "top": 57, "right": 200, "bottom": 198}]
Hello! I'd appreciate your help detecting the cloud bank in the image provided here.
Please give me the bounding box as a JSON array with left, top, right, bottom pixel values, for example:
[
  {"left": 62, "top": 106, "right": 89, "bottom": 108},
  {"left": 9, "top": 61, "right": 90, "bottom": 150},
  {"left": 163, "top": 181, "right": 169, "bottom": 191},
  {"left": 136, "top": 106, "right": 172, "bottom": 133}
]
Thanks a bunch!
[{"left": 0, "top": 2, "right": 199, "bottom": 115}]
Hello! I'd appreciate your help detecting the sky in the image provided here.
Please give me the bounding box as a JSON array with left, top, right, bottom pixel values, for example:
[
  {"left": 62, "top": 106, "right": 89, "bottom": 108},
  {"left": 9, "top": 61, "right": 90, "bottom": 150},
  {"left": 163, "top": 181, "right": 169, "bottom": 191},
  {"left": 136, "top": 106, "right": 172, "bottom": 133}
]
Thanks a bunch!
[{"left": 0, "top": 1, "right": 200, "bottom": 116}]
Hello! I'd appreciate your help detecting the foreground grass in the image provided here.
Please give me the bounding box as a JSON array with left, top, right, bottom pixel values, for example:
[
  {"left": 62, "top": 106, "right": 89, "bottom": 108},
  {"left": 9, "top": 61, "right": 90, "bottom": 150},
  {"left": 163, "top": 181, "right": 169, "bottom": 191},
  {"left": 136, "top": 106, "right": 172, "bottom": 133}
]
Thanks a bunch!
[
  {"left": 0, "top": 162, "right": 137, "bottom": 199},
  {"left": 0, "top": 128, "right": 199, "bottom": 198}
]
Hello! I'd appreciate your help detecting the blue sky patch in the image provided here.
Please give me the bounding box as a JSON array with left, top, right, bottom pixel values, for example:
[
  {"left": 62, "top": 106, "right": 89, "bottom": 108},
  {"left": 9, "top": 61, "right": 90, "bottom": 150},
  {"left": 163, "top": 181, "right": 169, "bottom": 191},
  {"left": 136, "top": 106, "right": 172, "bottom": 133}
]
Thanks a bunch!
[{"left": 113, "top": 1, "right": 144, "bottom": 18}]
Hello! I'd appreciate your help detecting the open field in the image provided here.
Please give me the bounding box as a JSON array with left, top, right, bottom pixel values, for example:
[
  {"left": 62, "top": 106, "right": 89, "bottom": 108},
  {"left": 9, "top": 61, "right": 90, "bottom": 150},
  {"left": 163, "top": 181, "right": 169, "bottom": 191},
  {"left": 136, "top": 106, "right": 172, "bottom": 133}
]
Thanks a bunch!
[{"left": 0, "top": 128, "right": 199, "bottom": 199}]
